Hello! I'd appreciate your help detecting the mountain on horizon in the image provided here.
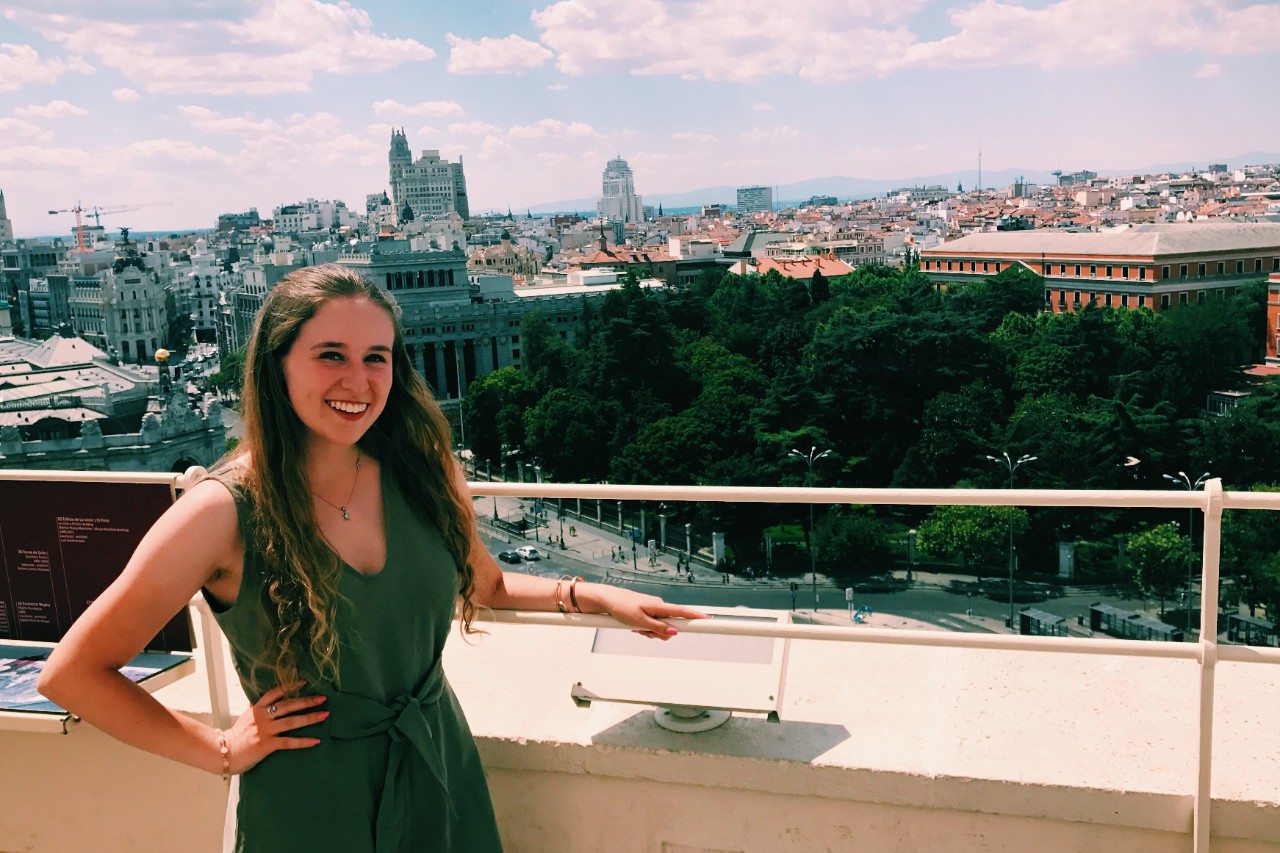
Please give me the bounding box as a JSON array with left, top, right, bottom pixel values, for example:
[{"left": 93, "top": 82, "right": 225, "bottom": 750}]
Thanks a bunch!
[{"left": 516, "top": 151, "right": 1280, "bottom": 215}]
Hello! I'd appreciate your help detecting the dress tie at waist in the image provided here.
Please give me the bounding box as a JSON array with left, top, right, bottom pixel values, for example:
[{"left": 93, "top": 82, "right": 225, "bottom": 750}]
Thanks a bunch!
[{"left": 326, "top": 665, "right": 457, "bottom": 853}]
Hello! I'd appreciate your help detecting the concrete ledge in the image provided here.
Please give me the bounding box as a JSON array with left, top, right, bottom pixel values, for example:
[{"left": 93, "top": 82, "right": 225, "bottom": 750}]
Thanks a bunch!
[{"left": 4, "top": 613, "right": 1280, "bottom": 852}]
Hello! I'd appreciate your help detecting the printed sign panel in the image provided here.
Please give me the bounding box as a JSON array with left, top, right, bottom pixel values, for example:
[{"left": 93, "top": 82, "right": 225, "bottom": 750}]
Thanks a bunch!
[{"left": 0, "top": 478, "right": 189, "bottom": 652}]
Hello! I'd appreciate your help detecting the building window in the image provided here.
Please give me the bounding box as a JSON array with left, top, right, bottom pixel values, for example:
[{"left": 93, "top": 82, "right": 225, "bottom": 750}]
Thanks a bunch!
[
  {"left": 1074, "top": 264, "right": 1082, "bottom": 276},
  {"left": 1179, "top": 264, "right": 1188, "bottom": 278},
  {"left": 1058, "top": 290, "right": 1066, "bottom": 307},
  {"left": 1139, "top": 295, "right": 1148, "bottom": 307},
  {"left": 1105, "top": 293, "right": 1113, "bottom": 307},
  {"left": 1198, "top": 291, "right": 1206, "bottom": 304},
  {"left": 1256, "top": 259, "right": 1264, "bottom": 272},
  {"left": 511, "top": 348, "right": 520, "bottom": 359},
  {"left": 1236, "top": 260, "right": 1244, "bottom": 274},
  {"left": 1218, "top": 262, "right": 1225, "bottom": 275},
  {"left": 982, "top": 262, "right": 989, "bottom": 272},
  {"left": 1105, "top": 265, "right": 1113, "bottom": 277},
  {"left": 1139, "top": 267, "right": 1147, "bottom": 280},
  {"left": 1121, "top": 266, "right": 1129, "bottom": 279},
  {"left": 1122, "top": 294, "right": 1130, "bottom": 308},
  {"left": 947, "top": 261, "right": 953, "bottom": 270},
  {"left": 1162, "top": 265, "right": 1170, "bottom": 279},
  {"left": 1198, "top": 263, "right": 1206, "bottom": 277},
  {"left": 969, "top": 261, "right": 976, "bottom": 271}
]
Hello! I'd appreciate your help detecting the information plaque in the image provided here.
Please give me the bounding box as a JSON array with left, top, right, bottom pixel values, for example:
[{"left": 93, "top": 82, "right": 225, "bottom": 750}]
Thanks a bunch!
[{"left": 0, "top": 477, "right": 189, "bottom": 651}]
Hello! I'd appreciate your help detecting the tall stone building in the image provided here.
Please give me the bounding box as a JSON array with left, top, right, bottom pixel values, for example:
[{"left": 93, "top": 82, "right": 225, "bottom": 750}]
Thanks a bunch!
[
  {"left": 598, "top": 156, "right": 644, "bottom": 224},
  {"left": 0, "top": 189, "right": 13, "bottom": 244},
  {"left": 388, "top": 129, "right": 470, "bottom": 222}
]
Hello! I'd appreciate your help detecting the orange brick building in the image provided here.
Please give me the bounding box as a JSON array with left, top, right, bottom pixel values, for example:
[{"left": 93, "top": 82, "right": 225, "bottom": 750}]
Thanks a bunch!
[
  {"left": 920, "top": 223, "right": 1280, "bottom": 313},
  {"left": 1267, "top": 271, "right": 1280, "bottom": 361}
]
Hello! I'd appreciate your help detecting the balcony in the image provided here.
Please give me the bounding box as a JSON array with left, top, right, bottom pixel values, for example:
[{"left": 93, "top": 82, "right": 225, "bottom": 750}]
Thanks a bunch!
[{"left": 3, "top": 478, "right": 1279, "bottom": 852}]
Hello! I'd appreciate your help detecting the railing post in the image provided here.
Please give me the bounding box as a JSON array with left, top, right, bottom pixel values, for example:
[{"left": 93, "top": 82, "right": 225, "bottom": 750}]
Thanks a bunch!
[{"left": 1193, "top": 479, "right": 1224, "bottom": 853}]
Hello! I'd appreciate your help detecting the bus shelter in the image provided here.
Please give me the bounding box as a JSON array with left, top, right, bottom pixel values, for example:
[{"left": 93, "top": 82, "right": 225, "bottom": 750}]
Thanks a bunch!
[{"left": 1019, "top": 608, "right": 1067, "bottom": 637}]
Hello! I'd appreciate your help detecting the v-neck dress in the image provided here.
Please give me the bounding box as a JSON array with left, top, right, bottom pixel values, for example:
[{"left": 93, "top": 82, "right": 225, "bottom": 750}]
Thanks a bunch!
[{"left": 205, "top": 466, "right": 503, "bottom": 853}]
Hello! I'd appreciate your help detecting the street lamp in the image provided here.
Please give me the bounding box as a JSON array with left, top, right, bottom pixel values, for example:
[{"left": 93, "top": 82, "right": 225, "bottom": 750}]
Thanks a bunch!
[
  {"left": 985, "top": 451, "right": 1037, "bottom": 631},
  {"left": 1163, "top": 470, "right": 1210, "bottom": 636},
  {"left": 789, "top": 445, "right": 831, "bottom": 611}
]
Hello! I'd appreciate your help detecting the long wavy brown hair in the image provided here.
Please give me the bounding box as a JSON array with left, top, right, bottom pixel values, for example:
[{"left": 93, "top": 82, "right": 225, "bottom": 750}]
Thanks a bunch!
[{"left": 215, "top": 264, "right": 477, "bottom": 691}]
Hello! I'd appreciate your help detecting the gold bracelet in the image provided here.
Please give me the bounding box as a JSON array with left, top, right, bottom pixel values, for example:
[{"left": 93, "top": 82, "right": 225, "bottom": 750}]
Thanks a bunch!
[
  {"left": 554, "top": 579, "right": 568, "bottom": 614},
  {"left": 569, "top": 576, "right": 585, "bottom": 612},
  {"left": 215, "top": 728, "right": 231, "bottom": 781}
]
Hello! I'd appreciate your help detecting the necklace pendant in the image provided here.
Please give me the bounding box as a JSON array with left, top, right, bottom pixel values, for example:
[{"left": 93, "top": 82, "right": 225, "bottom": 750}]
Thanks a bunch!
[{"left": 341, "top": 507, "right": 350, "bottom": 521}]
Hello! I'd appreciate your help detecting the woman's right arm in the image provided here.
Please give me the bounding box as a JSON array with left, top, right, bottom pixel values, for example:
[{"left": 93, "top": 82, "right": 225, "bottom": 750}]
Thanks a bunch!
[{"left": 37, "top": 479, "right": 325, "bottom": 777}]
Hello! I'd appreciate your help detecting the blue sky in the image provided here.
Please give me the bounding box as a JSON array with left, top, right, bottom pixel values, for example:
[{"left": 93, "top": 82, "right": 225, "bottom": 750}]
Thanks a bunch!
[{"left": 2, "top": 0, "right": 1278, "bottom": 234}]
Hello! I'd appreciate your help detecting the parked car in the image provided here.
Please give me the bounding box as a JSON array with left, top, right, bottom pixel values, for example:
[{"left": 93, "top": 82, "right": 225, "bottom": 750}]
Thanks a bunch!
[
  {"left": 515, "top": 546, "right": 542, "bottom": 561},
  {"left": 497, "top": 551, "right": 522, "bottom": 564}
]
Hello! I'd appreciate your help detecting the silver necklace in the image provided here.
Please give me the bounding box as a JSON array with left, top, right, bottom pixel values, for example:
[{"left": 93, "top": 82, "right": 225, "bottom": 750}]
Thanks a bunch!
[{"left": 313, "top": 452, "right": 362, "bottom": 521}]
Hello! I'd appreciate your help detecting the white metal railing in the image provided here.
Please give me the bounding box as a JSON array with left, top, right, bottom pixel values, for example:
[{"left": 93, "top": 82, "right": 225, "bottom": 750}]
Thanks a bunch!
[{"left": 468, "top": 478, "right": 1280, "bottom": 853}]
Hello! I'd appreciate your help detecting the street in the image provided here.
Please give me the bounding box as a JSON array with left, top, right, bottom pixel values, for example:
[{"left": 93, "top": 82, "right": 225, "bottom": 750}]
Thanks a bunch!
[{"left": 475, "top": 493, "right": 1155, "bottom": 635}]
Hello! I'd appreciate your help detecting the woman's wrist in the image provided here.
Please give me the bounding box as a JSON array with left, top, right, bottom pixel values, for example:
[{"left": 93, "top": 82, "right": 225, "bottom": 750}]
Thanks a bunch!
[
  {"left": 573, "top": 581, "right": 610, "bottom": 615},
  {"left": 212, "top": 727, "right": 231, "bottom": 780}
]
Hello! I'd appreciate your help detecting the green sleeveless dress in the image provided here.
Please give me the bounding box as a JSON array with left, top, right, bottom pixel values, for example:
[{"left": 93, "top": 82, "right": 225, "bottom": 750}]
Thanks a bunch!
[{"left": 205, "top": 465, "right": 503, "bottom": 853}]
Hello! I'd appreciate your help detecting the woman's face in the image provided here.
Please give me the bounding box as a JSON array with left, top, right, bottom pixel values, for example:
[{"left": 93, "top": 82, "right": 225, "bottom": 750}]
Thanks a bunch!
[{"left": 281, "top": 296, "right": 396, "bottom": 450}]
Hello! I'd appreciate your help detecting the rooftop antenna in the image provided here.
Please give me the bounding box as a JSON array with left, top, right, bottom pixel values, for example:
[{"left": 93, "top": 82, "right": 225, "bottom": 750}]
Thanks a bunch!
[{"left": 978, "top": 140, "right": 983, "bottom": 194}]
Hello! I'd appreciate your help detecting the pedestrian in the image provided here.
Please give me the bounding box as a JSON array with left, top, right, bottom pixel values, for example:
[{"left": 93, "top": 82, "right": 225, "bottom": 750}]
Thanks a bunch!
[
  {"left": 723, "top": 572, "right": 729, "bottom": 585},
  {"left": 37, "top": 265, "right": 707, "bottom": 852}
]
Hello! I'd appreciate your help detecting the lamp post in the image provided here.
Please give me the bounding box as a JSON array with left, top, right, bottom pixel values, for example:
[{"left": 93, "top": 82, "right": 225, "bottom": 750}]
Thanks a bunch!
[
  {"left": 685, "top": 522, "right": 692, "bottom": 564},
  {"left": 985, "top": 451, "right": 1037, "bottom": 630},
  {"left": 659, "top": 504, "right": 667, "bottom": 550},
  {"left": 1163, "top": 471, "right": 1210, "bottom": 636},
  {"left": 789, "top": 446, "right": 831, "bottom": 611}
]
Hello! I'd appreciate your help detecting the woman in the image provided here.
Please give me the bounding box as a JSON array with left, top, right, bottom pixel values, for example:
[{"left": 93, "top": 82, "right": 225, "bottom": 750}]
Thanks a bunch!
[{"left": 39, "top": 264, "right": 705, "bottom": 852}]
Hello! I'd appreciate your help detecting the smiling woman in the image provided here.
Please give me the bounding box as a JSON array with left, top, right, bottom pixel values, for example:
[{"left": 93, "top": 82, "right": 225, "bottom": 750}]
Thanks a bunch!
[{"left": 37, "top": 263, "right": 705, "bottom": 852}]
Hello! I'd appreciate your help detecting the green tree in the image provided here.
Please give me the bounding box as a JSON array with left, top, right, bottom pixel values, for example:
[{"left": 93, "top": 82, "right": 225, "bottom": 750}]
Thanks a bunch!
[
  {"left": 917, "top": 505, "right": 1029, "bottom": 571},
  {"left": 462, "top": 367, "right": 538, "bottom": 465},
  {"left": 206, "top": 349, "right": 245, "bottom": 400},
  {"left": 813, "top": 506, "right": 892, "bottom": 575},
  {"left": 522, "top": 388, "right": 612, "bottom": 482},
  {"left": 1127, "top": 522, "right": 1192, "bottom": 615}
]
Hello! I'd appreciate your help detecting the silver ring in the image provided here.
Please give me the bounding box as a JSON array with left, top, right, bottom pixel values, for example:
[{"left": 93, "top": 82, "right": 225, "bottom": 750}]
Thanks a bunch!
[{"left": 267, "top": 703, "right": 278, "bottom": 720}]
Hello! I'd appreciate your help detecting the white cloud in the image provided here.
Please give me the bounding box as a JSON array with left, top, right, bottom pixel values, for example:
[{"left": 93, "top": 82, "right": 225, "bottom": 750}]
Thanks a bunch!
[
  {"left": 1195, "top": 62, "right": 1223, "bottom": 78},
  {"left": 508, "top": 118, "right": 601, "bottom": 140},
  {"left": 179, "top": 105, "right": 279, "bottom": 134},
  {"left": 121, "top": 139, "right": 230, "bottom": 169},
  {"left": 414, "top": 125, "right": 440, "bottom": 138},
  {"left": 671, "top": 131, "right": 717, "bottom": 144},
  {"left": 0, "top": 43, "right": 91, "bottom": 91},
  {"left": 739, "top": 126, "right": 801, "bottom": 144},
  {"left": 14, "top": 99, "right": 88, "bottom": 118},
  {"left": 0, "top": 143, "right": 95, "bottom": 173},
  {"left": 446, "top": 33, "right": 552, "bottom": 75},
  {"left": 547, "top": 82, "right": 568, "bottom": 91},
  {"left": 530, "top": 0, "right": 1280, "bottom": 81},
  {"left": 448, "top": 120, "right": 504, "bottom": 136},
  {"left": 0, "top": 117, "right": 53, "bottom": 142},
  {"left": 371, "top": 99, "right": 464, "bottom": 118},
  {"left": 112, "top": 87, "right": 140, "bottom": 103},
  {"left": 7, "top": 1, "right": 433, "bottom": 95},
  {"left": 751, "top": 102, "right": 772, "bottom": 111}
]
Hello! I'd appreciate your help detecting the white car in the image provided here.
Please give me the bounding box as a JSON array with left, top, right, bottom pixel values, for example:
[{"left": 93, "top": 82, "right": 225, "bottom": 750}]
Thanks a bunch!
[{"left": 515, "top": 546, "right": 542, "bottom": 561}]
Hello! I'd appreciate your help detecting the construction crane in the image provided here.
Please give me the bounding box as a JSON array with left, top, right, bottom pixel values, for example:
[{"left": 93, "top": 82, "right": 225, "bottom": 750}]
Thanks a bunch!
[{"left": 47, "top": 202, "right": 147, "bottom": 253}]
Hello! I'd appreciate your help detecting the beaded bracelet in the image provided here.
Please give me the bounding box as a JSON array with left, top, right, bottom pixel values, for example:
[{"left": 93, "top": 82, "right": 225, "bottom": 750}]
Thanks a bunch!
[{"left": 215, "top": 728, "right": 231, "bottom": 781}]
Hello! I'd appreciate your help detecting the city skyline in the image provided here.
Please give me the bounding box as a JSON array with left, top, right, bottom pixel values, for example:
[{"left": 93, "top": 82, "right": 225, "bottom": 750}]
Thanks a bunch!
[{"left": 2, "top": 0, "right": 1279, "bottom": 235}]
